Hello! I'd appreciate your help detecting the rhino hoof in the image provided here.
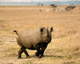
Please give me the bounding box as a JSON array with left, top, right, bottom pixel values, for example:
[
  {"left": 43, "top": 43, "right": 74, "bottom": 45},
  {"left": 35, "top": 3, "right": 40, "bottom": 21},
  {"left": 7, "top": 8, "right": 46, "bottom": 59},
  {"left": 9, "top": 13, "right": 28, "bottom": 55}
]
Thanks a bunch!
[
  {"left": 26, "top": 56, "right": 30, "bottom": 58},
  {"left": 35, "top": 52, "right": 39, "bottom": 56},
  {"left": 38, "top": 54, "right": 43, "bottom": 58},
  {"left": 18, "top": 57, "right": 22, "bottom": 59}
]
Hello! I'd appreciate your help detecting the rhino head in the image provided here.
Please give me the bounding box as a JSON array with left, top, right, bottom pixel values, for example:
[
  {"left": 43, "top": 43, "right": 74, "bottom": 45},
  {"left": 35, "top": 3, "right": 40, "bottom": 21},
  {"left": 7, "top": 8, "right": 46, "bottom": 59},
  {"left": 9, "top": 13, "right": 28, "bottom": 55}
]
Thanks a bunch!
[{"left": 40, "top": 27, "right": 53, "bottom": 43}]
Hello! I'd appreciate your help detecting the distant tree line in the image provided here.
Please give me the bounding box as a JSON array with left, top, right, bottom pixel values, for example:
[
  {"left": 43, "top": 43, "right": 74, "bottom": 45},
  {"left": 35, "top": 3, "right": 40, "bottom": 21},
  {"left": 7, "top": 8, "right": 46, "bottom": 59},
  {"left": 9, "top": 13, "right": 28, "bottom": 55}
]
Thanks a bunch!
[{"left": 38, "top": 3, "right": 43, "bottom": 6}]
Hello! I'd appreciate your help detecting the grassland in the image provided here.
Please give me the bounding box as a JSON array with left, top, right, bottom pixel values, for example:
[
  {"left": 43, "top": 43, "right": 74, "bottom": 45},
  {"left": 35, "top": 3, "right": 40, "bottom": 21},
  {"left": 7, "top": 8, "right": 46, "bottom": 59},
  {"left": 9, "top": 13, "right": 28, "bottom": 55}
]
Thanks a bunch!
[{"left": 0, "top": 5, "right": 80, "bottom": 64}]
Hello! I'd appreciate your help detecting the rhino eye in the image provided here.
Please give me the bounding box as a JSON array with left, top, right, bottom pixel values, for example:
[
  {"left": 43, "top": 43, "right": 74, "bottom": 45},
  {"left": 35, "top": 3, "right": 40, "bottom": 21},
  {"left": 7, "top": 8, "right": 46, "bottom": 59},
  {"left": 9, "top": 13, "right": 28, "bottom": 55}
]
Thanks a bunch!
[{"left": 40, "top": 28, "right": 44, "bottom": 32}]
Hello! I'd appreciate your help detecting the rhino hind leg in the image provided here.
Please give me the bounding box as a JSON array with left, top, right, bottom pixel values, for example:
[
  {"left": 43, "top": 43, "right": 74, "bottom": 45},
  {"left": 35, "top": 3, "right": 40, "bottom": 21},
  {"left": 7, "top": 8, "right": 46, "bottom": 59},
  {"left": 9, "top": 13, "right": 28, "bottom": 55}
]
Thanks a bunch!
[
  {"left": 23, "top": 47, "right": 30, "bottom": 58},
  {"left": 18, "top": 46, "right": 30, "bottom": 59},
  {"left": 18, "top": 47, "right": 23, "bottom": 59}
]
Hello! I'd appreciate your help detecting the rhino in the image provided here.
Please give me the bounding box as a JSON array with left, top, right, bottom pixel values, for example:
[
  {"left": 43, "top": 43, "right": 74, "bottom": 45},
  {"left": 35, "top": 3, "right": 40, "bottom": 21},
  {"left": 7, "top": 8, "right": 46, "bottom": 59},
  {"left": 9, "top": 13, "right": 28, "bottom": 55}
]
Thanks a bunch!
[{"left": 14, "top": 27, "right": 53, "bottom": 58}]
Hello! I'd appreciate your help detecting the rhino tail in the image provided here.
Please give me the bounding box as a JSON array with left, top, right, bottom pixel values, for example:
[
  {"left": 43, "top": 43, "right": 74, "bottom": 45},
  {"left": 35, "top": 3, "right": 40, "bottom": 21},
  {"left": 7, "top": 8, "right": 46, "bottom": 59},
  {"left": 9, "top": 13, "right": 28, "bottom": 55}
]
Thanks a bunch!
[{"left": 13, "top": 30, "right": 18, "bottom": 35}]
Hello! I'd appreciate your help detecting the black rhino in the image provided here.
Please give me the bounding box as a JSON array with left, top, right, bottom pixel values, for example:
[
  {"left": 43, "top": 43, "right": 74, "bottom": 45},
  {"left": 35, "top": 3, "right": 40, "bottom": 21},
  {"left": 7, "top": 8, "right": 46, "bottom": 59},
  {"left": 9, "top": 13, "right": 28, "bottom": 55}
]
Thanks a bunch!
[{"left": 14, "top": 27, "right": 53, "bottom": 58}]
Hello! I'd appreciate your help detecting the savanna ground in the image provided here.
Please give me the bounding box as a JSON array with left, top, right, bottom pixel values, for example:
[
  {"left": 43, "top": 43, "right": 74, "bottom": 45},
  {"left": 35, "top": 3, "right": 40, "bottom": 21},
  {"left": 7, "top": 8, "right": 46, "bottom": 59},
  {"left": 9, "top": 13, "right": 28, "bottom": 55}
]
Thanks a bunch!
[{"left": 0, "top": 5, "right": 80, "bottom": 64}]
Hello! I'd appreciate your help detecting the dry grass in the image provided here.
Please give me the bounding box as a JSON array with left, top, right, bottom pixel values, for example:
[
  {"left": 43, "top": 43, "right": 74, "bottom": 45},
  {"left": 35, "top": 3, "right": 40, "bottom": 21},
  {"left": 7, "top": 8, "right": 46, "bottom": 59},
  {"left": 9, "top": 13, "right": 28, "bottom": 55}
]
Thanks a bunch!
[{"left": 0, "top": 5, "right": 80, "bottom": 64}]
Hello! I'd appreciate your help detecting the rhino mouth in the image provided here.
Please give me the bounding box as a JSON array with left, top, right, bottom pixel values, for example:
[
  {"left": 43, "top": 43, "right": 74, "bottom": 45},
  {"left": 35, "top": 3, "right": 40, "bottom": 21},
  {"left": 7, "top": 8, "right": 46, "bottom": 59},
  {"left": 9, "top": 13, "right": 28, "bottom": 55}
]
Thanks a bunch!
[{"left": 45, "top": 38, "right": 51, "bottom": 43}]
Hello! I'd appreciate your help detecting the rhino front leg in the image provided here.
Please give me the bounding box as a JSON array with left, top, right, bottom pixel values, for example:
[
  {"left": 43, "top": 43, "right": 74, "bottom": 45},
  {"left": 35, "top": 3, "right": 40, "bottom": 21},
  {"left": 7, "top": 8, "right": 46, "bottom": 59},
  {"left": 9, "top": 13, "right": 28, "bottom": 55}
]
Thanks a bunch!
[
  {"left": 41, "top": 43, "right": 48, "bottom": 57},
  {"left": 41, "top": 46, "right": 47, "bottom": 57},
  {"left": 34, "top": 45, "right": 43, "bottom": 58}
]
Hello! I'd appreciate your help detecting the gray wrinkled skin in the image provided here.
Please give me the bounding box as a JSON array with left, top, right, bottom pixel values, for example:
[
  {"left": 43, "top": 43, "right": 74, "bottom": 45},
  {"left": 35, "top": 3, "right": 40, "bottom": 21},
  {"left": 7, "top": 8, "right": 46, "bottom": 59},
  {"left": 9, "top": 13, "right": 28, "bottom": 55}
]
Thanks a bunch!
[{"left": 14, "top": 27, "right": 53, "bottom": 58}]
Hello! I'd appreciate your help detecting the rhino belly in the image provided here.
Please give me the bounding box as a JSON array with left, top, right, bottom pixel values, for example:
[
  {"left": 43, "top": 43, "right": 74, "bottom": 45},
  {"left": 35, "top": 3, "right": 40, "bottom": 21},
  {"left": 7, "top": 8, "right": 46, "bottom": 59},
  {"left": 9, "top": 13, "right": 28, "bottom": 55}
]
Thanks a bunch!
[{"left": 21, "top": 42, "right": 32, "bottom": 48}]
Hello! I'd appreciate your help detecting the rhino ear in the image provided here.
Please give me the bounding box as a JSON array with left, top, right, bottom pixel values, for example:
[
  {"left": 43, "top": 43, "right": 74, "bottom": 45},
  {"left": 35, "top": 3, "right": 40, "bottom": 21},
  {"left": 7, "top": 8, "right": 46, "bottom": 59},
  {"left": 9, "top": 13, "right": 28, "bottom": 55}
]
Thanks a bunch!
[
  {"left": 40, "top": 27, "right": 44, "bottom": 32},
  {"left": 50, "top": 27, "right": 53, "bottom": 32}
]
